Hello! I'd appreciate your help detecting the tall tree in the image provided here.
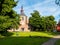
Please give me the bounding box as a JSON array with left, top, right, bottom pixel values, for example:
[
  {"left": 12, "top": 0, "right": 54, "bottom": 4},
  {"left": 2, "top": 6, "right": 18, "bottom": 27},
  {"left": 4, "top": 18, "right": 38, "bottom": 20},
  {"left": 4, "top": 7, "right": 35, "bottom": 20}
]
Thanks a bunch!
[
  {"left": 0, "top": 0, "right": 20, "bottom": 32},
  {"left": 29, "top": 10, "right": 56, "bottom": 32},
  {"left": 29, "top": 10, "right": 41, "bottom": 31},
  {"left": 44, "top": 16, "right": 56, "bottom": 32}
]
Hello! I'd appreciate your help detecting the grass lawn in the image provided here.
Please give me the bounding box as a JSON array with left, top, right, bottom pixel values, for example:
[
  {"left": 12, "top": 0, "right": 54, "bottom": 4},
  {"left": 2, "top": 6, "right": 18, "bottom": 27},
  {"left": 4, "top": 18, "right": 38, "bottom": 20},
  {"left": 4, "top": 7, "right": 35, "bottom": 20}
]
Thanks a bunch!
[
  {"left": 12, "top": 32, "right": 55, "bottom": 37},
  {"left": 55, "top": 39, "right": 60, "bottom": 45},
  {"left": 0, "top": 36, "right": 50, "bottom": 45},
  {"left": 0, "top": 32, "right": 57, "bottom": 45}
]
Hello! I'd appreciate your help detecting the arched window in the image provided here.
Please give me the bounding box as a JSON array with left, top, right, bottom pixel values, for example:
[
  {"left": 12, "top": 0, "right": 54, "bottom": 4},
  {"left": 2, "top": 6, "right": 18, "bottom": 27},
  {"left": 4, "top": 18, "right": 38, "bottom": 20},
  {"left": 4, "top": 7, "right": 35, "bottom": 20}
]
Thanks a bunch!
[{"left": 22, "top": 17, "right": 24, "bottom": 20}]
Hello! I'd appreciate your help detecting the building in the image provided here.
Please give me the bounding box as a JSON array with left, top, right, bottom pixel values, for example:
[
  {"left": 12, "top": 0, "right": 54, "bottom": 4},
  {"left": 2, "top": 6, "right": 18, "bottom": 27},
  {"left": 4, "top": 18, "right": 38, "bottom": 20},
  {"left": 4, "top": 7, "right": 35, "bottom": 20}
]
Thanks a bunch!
[
  {"left": 56, "top": 19, "right": 60, "bottom": 31},
  {"left": 19, "top": 6, "right": 30, "bottom": 32},
  {"left": 8, "top": 6, "right": 30, "bottom": 32}
]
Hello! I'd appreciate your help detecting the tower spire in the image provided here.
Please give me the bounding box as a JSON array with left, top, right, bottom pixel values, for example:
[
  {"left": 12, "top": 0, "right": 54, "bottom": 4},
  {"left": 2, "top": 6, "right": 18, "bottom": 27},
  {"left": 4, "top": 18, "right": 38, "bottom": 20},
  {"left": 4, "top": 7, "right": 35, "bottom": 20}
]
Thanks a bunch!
[{"left": 21, "top": 6, "right": 24, "bottom": 15}]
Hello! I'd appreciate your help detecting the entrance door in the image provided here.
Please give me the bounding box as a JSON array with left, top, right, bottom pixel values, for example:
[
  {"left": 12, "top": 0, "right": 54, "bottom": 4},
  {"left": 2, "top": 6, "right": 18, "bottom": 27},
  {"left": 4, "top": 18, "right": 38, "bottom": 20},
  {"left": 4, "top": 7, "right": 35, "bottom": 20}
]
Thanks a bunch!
[{"left": 21, "top": 28, "right": 24, "bottom": 31}]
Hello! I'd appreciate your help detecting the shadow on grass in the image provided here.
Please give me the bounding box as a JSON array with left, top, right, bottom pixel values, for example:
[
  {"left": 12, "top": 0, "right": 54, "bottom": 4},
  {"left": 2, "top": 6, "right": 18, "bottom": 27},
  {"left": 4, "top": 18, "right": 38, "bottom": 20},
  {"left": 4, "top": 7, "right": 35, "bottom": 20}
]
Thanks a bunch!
[
  {"left": 44, "top": 32, "right": 60, "bottom": 36},
  {"left": 0, "top": 36, "right": 51, "bottom": 45},
  {"left": 51, "top": 32, "right": 60, "bottom": 36},
  {"left": 0, "top": 31, "right": 60, "bottom": 45},
  {"left": 0, "top": 31, "right": 13, "bottom": 37}
]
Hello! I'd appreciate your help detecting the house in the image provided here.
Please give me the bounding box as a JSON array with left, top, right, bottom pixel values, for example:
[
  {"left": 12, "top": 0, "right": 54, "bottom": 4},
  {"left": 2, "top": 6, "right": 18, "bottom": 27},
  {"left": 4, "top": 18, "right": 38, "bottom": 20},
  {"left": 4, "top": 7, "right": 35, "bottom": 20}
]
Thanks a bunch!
[{"left": 56, "top": 19, "right": 60, "bottom": 31}]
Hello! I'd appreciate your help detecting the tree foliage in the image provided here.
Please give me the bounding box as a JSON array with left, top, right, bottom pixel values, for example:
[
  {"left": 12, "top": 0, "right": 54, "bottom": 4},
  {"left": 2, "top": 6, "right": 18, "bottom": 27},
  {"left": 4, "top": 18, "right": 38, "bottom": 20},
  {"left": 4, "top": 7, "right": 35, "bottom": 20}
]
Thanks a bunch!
[
  {"left": 29, "top": 10, "right": 56, "bottom": 32},
  {"left": 0, "top": 0, "right": 20, "bottom": 32},
  {"left": 55, "top": 0, "right": 60, "bottom": 6},
  {"left": 29, "top": 10, "right": 41, "bottom": 31}
]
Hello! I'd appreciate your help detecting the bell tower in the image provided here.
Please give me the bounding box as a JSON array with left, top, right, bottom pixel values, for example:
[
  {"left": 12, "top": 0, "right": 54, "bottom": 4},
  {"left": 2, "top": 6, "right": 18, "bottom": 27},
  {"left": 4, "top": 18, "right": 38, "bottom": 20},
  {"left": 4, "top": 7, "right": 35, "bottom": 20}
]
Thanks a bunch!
[
  {"left": 21, "top": 6, "right": 24, "bottom": 15},
  {"left": 19, "top": 6, "right": 29, "bottom": 32}
]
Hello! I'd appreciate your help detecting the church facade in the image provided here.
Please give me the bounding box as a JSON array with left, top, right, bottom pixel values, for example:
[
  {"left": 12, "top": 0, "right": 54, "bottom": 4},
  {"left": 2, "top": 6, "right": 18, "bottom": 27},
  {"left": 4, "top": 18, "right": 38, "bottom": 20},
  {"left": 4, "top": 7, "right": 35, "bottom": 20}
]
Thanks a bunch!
[
  {"left": 19, "top": 6, "right": 30, "bottom": 32},
  {"left": 8, "top": 6, "right": 30, "bottom": 32}
]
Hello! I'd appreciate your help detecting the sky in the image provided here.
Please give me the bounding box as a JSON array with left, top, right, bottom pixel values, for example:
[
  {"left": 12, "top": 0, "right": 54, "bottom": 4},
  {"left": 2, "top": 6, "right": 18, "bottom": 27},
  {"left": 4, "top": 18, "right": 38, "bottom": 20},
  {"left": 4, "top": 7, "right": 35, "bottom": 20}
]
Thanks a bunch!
[{"left": 14, "top": 0, "right": 60, "bottom": 23}]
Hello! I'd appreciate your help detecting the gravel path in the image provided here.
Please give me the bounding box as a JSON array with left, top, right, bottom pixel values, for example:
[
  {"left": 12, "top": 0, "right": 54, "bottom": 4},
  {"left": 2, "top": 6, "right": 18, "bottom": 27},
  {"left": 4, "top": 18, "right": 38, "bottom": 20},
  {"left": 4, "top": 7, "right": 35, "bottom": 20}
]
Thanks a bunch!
[{"left": 42, "top": 35, "right": 60, "bottom": 45}]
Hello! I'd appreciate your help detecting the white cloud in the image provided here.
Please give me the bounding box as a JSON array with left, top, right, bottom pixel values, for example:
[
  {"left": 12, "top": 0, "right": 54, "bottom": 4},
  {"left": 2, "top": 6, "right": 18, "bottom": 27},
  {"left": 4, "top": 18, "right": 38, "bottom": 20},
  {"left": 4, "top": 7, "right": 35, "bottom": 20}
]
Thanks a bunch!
[
  {"left": 13, "top": 0, "right": 60, "bottom": 22},
  {"left": 24, "top": 0, "right": 56, "bottom": 16}
]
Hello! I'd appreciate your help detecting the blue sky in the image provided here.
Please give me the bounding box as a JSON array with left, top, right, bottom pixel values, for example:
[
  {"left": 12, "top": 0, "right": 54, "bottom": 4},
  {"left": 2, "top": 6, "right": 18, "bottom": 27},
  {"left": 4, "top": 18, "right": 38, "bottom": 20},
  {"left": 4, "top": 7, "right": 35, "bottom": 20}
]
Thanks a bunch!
[{"left": 14, "top": 0, "right": 60, "bottom": 23}]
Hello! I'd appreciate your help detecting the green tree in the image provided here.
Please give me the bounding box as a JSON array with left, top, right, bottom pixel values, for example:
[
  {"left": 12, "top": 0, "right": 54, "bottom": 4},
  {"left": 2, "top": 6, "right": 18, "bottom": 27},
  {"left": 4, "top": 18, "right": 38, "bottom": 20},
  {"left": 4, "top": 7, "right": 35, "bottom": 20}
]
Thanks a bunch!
[
  {"left": 0, "top": 0, "right": 20, "bottom": 32},
  {"left": 44, "top": 16, "right": 56, "bottom": 32},
  {"left": 55, "top": 0, "right": 60, "bottom": 6},
  {"left": 29, "top": 10, "right": 56, "bottom": 32},
  {"left": 29, "top": 10, "right": 41, "bottom": 31}
]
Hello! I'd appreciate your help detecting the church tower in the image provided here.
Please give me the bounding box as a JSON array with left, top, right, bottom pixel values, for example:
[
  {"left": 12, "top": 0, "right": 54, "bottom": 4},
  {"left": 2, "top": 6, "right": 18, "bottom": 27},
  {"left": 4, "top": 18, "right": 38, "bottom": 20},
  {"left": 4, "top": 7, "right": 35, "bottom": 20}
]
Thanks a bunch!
[
  {"left": 19, "top": 6, "right": 29, "bottom": 32},
  {"left": 20, "top": 6, "right": 25, "bottom": 15},
  {"left": 7, "top": 6, "right": 30, "bottom": 32}
]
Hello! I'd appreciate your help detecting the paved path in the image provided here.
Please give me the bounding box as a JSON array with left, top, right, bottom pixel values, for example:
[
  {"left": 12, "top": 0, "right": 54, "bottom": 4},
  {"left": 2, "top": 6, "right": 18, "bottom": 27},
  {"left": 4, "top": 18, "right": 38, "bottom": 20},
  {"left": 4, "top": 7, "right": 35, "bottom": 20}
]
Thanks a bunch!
[{"left": 42, "top": 35, "right": 60, "bottom": 45}]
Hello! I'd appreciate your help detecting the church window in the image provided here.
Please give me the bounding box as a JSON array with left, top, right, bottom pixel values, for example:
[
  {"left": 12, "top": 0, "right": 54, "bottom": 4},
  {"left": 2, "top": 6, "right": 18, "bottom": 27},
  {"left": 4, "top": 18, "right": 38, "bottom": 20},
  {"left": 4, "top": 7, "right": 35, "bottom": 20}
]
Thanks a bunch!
[{"left": 22, "top": 17, "right": 24, "bottom": 20}]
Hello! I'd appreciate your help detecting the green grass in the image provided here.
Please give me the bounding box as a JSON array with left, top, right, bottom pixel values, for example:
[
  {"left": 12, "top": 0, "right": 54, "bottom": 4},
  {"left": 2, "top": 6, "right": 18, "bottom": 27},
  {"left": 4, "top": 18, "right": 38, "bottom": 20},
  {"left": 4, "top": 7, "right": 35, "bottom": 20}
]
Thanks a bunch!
[
  {"left": 0, "top": 32, "right": 57, "bottom": 45},
  {"left": 55, "top": 39, "right": 60, "bottom": 45},
  {"left": 0, "top": 36, "right": 51, "bottom": 45},
  {"left": 12, "top": 32, "right": 55, "bottom": 37}
]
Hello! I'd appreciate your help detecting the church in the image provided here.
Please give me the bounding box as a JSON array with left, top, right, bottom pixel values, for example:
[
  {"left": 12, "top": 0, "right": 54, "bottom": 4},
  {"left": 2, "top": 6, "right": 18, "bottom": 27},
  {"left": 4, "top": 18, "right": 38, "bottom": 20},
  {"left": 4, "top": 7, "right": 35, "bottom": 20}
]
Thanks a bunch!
[
  {"left": 8, "top": 6, "right": 30, "bottom": 32},
  {"left": 19, "top": 6, "right": 30, "bottom": 32}
]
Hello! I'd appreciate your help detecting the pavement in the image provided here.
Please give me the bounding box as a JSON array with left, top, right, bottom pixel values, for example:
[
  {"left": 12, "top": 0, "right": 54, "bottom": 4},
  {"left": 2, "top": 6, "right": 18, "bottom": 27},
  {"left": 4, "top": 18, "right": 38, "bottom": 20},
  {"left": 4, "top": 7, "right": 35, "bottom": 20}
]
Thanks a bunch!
[{"left": 42, "top": 35, "right": 60, "bottom": 45}]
